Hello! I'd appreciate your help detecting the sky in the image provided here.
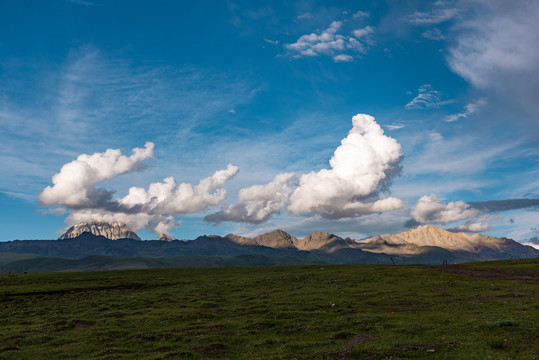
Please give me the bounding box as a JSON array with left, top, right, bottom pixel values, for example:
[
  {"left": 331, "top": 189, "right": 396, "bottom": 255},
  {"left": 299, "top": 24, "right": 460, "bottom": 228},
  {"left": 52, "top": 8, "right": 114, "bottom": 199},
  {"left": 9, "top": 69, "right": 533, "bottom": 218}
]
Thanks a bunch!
[{"left": 0, "top": 0, "right": 538, "bottom": 246}]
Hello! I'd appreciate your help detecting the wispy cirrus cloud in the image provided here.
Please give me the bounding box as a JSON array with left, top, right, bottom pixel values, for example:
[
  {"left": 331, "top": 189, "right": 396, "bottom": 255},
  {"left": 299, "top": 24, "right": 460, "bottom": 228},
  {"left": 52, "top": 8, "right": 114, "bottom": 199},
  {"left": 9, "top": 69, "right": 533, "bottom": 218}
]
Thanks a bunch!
[
  {"left": 422, "top": 28, "right": 445, "bottom": 40},
  {"left": 0, "top": 45, "right": 259, "bottom": 200},
  {"left": 407, "top": 7, "right": 459, "bottom": 25},
  {"left": 405, "top": 133, "right": 521, "bottom": 175},
  {"left": 295, "top": 12, "right": 312, "bottom": 21},
  {"left": 444, "top": 98, "right": 486, "bottom": 122},
  {"left": 405, "top": 84, "right": 452, "bottom": 110},
  {"left": 385, "top": 123, "right": 406, "bottom": 130}
]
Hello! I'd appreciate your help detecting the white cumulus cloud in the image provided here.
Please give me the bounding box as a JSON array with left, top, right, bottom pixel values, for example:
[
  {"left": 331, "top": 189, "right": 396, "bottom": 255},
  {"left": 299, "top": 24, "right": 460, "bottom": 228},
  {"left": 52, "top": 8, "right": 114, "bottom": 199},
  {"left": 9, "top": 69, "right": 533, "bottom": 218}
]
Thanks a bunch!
[
  {"left": 411, "top": 193, "right": 480, "bottom": 223},
  {"left": 285, "top": 20, "right": 374, "bottom": 62},
  {"left": 205, "top": 172, "right": 298, "bottom": 223},
  {"left": 38, "top": 142, "right": 155, "bottom": 208},
  {"left": 207, "top": 114, "right": 404, "bottom": 223},
  {"left": 352, "top": 25, "right": 374, "bottom": 39},
  {"left": 120, "top": 164, "right": 239, "bottom": 215},
  {"left": 288, "top": 114, "right": 403, "bottom": 217},
  {"left": 39, "top": 143, "right": 238, "bottom": 234}
]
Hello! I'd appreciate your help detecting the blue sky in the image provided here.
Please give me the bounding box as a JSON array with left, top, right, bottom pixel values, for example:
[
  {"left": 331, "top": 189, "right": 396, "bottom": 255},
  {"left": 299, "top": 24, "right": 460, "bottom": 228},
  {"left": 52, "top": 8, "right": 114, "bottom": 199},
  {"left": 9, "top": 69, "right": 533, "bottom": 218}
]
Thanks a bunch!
[{"left": 1, "top": 0, "right": 538, "bottom": 245}]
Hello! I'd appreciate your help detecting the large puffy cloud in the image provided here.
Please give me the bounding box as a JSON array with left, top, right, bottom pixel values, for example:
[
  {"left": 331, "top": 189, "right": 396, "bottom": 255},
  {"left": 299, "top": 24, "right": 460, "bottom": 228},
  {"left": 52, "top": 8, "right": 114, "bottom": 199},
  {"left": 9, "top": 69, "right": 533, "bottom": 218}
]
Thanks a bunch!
[
  {"left": 288, "top": 114, "right": 403, "bottom": 217},
  {"left": 411, "top": 193, "right": 480, "bottom": 223},
  {"left": 38, "top": 142, "right": 155, "bottom": 208},
  {"left": 206, "top": 114, "right": 404, "bottom": 223},
  {"left": 38, "top": 143, "right": 238, "bottom": 234},
  {"left": 204, "top": 172, "right": 297, "bottom": 223},
  {"left": 120, "top": 164, "right": 239, "bottom": 215}
]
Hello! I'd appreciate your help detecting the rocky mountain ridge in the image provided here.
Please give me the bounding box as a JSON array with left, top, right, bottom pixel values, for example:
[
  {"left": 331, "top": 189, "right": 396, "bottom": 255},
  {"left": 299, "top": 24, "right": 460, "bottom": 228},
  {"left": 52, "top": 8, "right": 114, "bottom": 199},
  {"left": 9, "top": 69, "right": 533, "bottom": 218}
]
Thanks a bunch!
[
  {"left": 59, "top": 222, "right": 141, "bottom": 241},
  {"left": 357, "top": 224, "right": 526, "bottom": 257},
  {"left": 156, "top": 233, "right": 177, "bottom": 241},
  {"left": 21, "top": 222, "right": 537, "bottom": 264}
]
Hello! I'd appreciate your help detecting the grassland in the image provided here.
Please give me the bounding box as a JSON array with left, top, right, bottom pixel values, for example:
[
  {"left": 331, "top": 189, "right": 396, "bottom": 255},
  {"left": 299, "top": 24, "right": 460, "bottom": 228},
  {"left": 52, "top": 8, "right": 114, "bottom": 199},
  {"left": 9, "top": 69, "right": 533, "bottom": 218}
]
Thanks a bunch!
[{"left": 1, "top": 259, "right": 538, "bottom": 359}]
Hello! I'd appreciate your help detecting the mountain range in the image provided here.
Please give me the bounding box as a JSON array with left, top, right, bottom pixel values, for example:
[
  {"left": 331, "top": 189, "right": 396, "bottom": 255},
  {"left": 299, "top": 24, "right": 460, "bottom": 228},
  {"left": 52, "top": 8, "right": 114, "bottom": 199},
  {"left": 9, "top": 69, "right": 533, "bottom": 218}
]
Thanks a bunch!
[{"left": 1, "top": 222, "right": 537, "bottom": 273}]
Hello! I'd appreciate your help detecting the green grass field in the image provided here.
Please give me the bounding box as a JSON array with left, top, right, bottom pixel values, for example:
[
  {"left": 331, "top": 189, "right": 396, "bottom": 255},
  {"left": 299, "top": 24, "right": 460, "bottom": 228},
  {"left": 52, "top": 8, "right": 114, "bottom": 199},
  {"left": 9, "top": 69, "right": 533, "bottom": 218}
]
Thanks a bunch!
[{"left": 1, "top": 259, "right": 538, "bottom": 359}]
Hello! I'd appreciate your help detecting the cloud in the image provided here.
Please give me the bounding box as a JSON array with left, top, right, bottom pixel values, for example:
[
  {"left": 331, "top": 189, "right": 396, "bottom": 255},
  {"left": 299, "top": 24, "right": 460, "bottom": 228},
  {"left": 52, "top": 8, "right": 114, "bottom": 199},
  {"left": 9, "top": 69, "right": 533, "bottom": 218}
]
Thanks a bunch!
[
  {"left": 444, "top": 98, "right": 486, "bottom": 122},
  {"left": 288, "top": 114, "right": 403, "bottom": 218},
  {"left": 205, "top": 173, "right": 297, "bottom": 224},
  {"left": 0, "top": 46, "right": 259, "bottom": 201},
  {"left": 39, "top": 207, "right": 67, "bottom": 216},
  {"left": 405, "top": 84, "right": 451, "bottom": 109},
  {"left": 65, "top": 210, "right": 177, "bottom": 236},
  {"left": 446, "top": 1, "right": 539, "bottom": 117},
  {"left": 333, "top": 54, "right": 354, "bottom": 63},
  {"left": 448, "top": 217, "right": 492, "bottom": 233},
  {"left": 352, "top": 26, "right": 374, "bottom": 39},
  {"left": 422, "top": 28, "right": 445, "bottom": 41},
  {"left": 39, "top": 144, "right": 238, "bottom": 233},
  {"left": 353, "top": 11, "right": 369, "bottom": 19},
  {"left": 407, "top": 7, "right": 459, "bottom": 25},
  {"left": 527, "top": 236, "right": 539, "bottom": 244},
  {"left": 38, "top": 142, "right": 155, "bottom": 208},
  {"left": 411, "top": 193, "right": 480, "bottom": 223},
  {"left": 285, "top": 20, "right": 374, "bottom": 62},
  {"left": 263, "top": 38, "right": 279, "bottom": 45},
  {"left": 523, "top": 242, "right": 539, "bottom": 250},
  {"left": 405, "top": 135, "right": 520, "bottom": 175},
  {"left": 206, "top": 114, "right": 404, "bottom": 224},
  {"left": 384, "top": 124, "right": 406, "bottom": 130},
  {"left": 522, "top": 233, "right": 539, "bottom": 250},
  {"left": 467, "top": 198, "right": 539, "bottom": 213},
  {"left": 428, "top": 132, "right": 443, "bottom": 141},
  {"left": 296, "top": 12, "right": 312, "bottom": 20},
  {"left": 119, "top": 164, "right": 239, "bottom": 215}
]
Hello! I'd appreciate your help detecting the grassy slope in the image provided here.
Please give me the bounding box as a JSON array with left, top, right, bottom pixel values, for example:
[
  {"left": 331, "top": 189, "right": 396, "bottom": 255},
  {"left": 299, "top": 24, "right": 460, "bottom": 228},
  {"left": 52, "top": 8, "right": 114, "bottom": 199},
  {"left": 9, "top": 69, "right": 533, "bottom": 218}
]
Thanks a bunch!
[
  {"left": 0, "top": 259, "right": 537, "bottom": 359},
  {"left": 0, "top": 252, "right": 41, "bottom": 266},
  {"left": 0, "top": 254, "right": 314, "bottom": 273}
]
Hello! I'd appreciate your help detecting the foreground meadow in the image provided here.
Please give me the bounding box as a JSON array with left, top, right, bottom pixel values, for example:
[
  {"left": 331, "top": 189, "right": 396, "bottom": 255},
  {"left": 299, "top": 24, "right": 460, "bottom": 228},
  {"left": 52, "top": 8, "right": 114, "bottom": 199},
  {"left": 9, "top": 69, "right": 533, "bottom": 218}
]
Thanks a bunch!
[{"left": 1, "top": 259, "right": 538, "bottom": 359}]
